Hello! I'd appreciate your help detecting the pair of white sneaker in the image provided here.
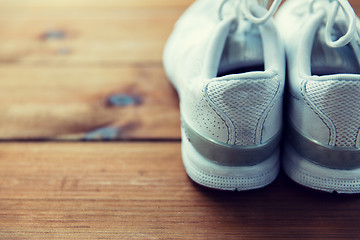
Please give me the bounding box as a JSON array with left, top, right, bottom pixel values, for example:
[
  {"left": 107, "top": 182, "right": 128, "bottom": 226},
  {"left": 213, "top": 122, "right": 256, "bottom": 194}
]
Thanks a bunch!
[{"left": 163, "top": 0, "right": 360, "bottom": 193}]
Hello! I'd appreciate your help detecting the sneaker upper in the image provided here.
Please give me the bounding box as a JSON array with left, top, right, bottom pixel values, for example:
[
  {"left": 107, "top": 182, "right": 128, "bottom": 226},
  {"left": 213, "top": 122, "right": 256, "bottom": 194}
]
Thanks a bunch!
[
  {"left": 276, "top": 0, "right": 360, "bottom": 148},
  {"left": 163, "top": 0, "right": 285, "bottom": 146}
]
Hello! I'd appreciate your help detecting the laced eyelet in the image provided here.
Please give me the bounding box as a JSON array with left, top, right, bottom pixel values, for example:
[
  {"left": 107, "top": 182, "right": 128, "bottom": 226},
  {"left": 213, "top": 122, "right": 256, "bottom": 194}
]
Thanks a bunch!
[
  {"left": 218, "top": 0, "right": 240, "bottom": 21},
  {"left": 241, "top": 0, "right": 282, "bottom": 24},
  {"left": 218, "top": 0, "right": 281, "bottom": 25},
  {"left": 308, "top": 0, "right": 360, "bottom": 48}
]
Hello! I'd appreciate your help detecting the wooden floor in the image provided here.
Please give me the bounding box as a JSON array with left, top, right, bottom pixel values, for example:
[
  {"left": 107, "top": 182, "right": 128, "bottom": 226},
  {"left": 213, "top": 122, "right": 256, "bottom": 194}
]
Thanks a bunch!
[{"left": 1, "top": 0, "right": 360, "bottom": 239}]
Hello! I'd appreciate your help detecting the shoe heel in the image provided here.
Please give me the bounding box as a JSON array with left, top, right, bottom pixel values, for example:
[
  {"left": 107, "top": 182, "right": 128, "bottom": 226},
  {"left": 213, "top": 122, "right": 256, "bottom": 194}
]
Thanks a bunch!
[
  {"left": 283, "top": 126, "right": 360, "bottom": 193},
  {"left": 181, "top": 128, "right": 280, "bottom": 191}
]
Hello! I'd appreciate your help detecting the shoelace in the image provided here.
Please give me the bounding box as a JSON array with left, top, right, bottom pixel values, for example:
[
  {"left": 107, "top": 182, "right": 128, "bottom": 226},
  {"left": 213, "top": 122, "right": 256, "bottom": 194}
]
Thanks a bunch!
[
  {"left": 310, "top": 0, "right": 360, "bottom": 48},
  {"left": 218, "top": 0, "right": 282, "bottom": 24}
]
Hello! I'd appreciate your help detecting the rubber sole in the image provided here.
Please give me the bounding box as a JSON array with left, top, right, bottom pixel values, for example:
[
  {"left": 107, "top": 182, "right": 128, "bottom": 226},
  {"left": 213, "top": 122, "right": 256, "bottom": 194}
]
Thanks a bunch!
[
  {"left": 283, "top": 143, "right": 360, "bottom": 194},
  {"left": 181, "top": 130, "right": 280, "bottom": 191}
]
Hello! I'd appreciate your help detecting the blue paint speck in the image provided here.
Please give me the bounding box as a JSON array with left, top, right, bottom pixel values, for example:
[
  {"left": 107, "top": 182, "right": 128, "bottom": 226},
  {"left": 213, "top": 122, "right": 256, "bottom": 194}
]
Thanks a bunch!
[
  {"left": 84, "top": 127, "right": 119, "bottom": 140},
  {"left": 107, "top": 94, "right": 140, "bottom": 107},
  {"left": 43, "top": 30, "right": 66, "bottom": 40}
]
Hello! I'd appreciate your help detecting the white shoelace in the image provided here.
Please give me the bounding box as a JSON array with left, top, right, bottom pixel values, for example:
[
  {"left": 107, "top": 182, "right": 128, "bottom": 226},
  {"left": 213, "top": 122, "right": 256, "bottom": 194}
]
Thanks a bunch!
[
  {"left": 218, "top": 0, "right": 282, "bottom": 24},
  {"left": 310, "top": 0, "right": 360, "bottom": 48}
]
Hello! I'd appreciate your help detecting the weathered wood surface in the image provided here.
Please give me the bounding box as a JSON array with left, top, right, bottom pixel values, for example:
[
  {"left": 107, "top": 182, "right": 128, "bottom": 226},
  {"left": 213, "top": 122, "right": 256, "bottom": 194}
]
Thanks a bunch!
[
  {"left": 0, "top": 0, "right": 192, "bottom": 65},
  {"left": 0, "top": 0, "right": 188, "bottom": 140},
  {"left": 1, "top": 142, "right": 360, "bottom": 239},
  {"left": 2, "top": 0, "right": 360, "bottom": 239},
  {"left": 0, "top": 66, "right": 180, "bottom": 140}
]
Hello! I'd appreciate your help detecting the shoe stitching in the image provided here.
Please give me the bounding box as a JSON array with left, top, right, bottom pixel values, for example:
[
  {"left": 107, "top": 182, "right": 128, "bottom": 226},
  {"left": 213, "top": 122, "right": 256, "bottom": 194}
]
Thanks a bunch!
[
  {"left": 205, "top": 75, "right": 279, "bottom": 145},
  {"left": 300, "top": 79, "right": 335, "bottom": 145},
  {"left": 259, "top": 75, "right": 281, "bottom": 144},
  {"left": 202, "top": 86, "right": 232, "bottom": 144}
]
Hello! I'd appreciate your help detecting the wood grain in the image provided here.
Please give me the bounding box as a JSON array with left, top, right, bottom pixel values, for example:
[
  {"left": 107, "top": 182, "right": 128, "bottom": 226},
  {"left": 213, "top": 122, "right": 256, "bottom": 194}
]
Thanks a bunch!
[
  {"left": 0, "top": 65, "right": 180, "bottom": 140},
  {"left": 0, "top": 0, "right": 194, "bottom": 8},
  {"left": 0, "top": 0, "right": 193, "bottom": 65},
  {"left": 1, "top": 0, "right": 360, "bottom": 239},
  {"left": 0, "top": 142, "right": 360, "bottom": 239},
  {"left": 0, "top": 8, "right": 180, "bottom": 65},
  {"left": 0, "top": 0, "right": 188, "bottom": 140}
]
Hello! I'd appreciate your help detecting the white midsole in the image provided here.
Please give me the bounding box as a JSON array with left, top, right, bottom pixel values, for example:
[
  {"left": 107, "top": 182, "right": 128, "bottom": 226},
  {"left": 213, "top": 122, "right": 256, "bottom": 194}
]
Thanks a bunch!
[
  {"left": 283, "top": 143, "right": 360, "bottom": 193},
  {"left": 181, "top": 129, "right": 280, "bottom": 191}
]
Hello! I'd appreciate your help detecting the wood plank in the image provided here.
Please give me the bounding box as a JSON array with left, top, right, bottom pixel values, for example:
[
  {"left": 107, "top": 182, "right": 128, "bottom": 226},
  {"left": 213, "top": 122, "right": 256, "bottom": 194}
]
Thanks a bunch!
[
  {"left": 0, "top": 8, "right": 184, "bottom": 65},
  {"left": 0, "top": 66, "right": 180, "bottom": 140},
  {"left": 0, "top": 142, "right": 360, "bottom": 239},
  {"left": 0, "top": 0, "right": 192, "bottom": 65},
  {"left": 0, "top": 0, "right": 194, "bottom": 9},
  {"left": 0, "top": 0, "right": 184, "bottom": 139}
]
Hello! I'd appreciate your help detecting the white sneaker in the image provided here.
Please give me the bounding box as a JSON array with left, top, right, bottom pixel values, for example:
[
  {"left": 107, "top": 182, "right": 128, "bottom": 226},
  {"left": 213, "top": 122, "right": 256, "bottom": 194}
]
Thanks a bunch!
[
  {"left": 163, "top": 0, "right": 284, "bottom": 191},
  {"left": 276, "top": 0, "right": 360, "bottom": 193}
]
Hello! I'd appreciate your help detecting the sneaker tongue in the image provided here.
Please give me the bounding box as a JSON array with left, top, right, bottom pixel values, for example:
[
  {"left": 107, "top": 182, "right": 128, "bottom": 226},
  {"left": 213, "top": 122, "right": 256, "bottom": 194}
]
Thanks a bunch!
[
  {"left": 218, "top": 21, "right": 264, "bottom": 76},
  {"left": 311, "top": 25, "right": 360, "bottom": 75}
]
